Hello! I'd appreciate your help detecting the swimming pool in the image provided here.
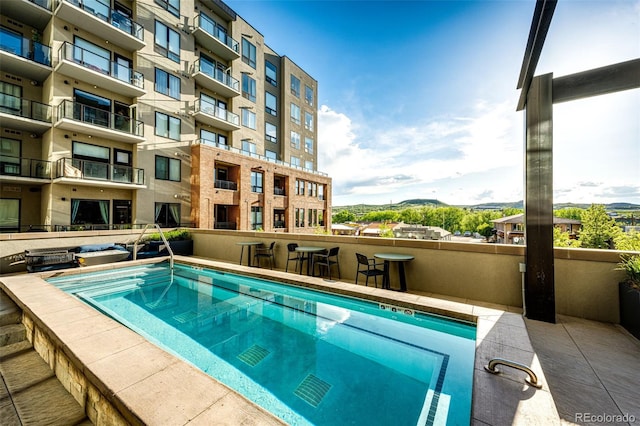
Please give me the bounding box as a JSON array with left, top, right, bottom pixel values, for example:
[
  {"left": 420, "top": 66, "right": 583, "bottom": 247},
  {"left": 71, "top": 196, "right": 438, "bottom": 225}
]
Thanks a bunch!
[{"left": 47, "top": 262, "right": 475, "bottom": 425}]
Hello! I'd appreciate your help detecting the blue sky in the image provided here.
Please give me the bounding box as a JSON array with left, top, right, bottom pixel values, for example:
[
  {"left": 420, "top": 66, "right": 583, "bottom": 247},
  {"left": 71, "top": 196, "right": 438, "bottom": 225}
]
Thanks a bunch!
[{"left": 225, "top": 0, "right": 640, "bottom": 206}]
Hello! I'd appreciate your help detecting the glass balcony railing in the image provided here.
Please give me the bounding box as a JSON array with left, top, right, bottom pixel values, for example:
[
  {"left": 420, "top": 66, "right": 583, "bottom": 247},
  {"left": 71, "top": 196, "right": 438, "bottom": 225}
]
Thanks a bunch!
[
  {"left": 30, "top": 0, "right": 53, "bottom": 10},
  {"left": 57, "top": 100, "right": 144, "bottom": 137},
  {"left": 0, "top": 28, "right": 51, "bottom": 66},
  {"left": 214, "top": 179, "right": 238, "bottom": 190},
  {"left": 0, "top": 93, "right": 52, "bottom": 123},
  {"left": 193, "top": 58, "right": 239, "bottom": 92},
  {"left": 194, "top": 98, "right": 239, "bottom": 126},
  {"left": 58, "top": 42, "right": 144, "bottom": 89},
  {"left": 59, "top": 0, "right": 144, "bottom": 41},
  {"left": 194, "top": 13, "right": 239, "bottom": 53},
  {"left": 55, "top": 157, "right": 144, "bottom": 185},
  {"left": 0, "top": 156, "right": 51, "bottom": 179}
]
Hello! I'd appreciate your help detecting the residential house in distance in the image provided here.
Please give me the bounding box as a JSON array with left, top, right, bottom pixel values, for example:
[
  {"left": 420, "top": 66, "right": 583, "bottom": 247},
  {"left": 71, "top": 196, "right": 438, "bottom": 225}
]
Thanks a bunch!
[
  {"left": 492, "top": 213, "right": 581, "bottom": 244},
  {"left": 0, "top": 0, "right": 331, "bottom": 233}
]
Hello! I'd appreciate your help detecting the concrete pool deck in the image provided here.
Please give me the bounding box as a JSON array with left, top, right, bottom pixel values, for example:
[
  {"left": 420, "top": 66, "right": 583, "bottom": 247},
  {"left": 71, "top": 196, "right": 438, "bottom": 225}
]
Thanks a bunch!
[{"left": 1, "top": 256, "right": 636, "bottom": 425}]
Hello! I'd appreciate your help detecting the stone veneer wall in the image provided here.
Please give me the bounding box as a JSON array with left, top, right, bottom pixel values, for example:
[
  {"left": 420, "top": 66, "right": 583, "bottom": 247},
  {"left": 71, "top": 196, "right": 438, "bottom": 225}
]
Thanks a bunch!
[{"left": 22, "top": 313, "right": 129, "bottom": 425}]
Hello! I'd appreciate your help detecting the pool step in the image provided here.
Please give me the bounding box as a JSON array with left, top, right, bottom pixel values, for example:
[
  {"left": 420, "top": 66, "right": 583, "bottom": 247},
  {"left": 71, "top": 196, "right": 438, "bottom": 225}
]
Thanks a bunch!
[{"left": 0, "top": 290, "right": 93, "bottom": 425}]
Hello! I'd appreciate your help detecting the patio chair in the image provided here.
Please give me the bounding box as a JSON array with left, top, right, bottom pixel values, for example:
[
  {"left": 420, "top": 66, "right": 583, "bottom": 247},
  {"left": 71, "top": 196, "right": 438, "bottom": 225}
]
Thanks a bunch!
[
  {"left": 254, "top": 241, "right": 276, "bottom": 269},
  {"left": 285, "top": 243, "right": 303, "bottom": 273},
  {"left": 313, "top": 247, "right": 341, "bottom": 280},
  {"left": 355, "top": 253, "right": 385, "bottom": 287}
]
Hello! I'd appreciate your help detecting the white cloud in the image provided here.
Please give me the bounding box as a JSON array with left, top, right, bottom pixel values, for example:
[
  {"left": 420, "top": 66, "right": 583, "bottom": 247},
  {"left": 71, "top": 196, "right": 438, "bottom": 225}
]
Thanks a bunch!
[{"left": 318, "top": 101, "right": 525, "bottom": 205}]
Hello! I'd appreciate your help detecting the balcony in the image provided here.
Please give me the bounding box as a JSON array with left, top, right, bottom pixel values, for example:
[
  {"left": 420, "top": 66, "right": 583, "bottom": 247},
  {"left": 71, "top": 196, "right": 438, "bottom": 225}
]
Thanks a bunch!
[
  {"left": 55, "top": 43, "right": 145, "bottom": 97},
  {"left": 0, "top": 94, "right": 52, "bottom": 134},
  {"left": 192, "top": 98, "right": 240, "bottom": 131},
  {"left": 54, "top": 100, "right": 145, "bottom": 144},
  {"left": 0, "top": 30, "right": 51, "bottom": 82},
  {"left": 214, "top": 179, "right": 237, "bottom": 191},
  {"left": 0, "top": 0, "right": 53, "bottom": 30},
  {"left": 53, "top": 157, "right": 145, "bottom": 189},
  {"left": 192, "top": 13, "right": 240, "bottom": 61},
  {"left": 191, "top": 59, "right": 240, "bottom": 98},
  {"left": 0, "top": 156, "right": 51, "bottom": 183},
  {"left": 55, "top": 0, "right": 145, "bottom": 50}
]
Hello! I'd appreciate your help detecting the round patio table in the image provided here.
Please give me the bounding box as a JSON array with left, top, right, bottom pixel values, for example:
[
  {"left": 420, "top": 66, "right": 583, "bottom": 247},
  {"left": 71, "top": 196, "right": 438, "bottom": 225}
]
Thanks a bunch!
[
  {"left": 237, "top": 241, "right": 263, "bottom": 267},
  {"left": 373, "top": 253, "right": 415, "bottom": 291},
  {"left": 294, "top": 246, "right": 326, "bottom": 275}
]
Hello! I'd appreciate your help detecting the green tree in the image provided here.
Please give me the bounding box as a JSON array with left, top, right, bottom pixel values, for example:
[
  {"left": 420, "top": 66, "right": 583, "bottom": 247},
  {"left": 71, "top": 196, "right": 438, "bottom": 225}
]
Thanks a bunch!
[
  {"left": 378, "top": 222, "right": 395, "bottom": 238},
  {"left": 333, "top": 210, "right": 355, "bottom": 223},
  {"left": 398, "top": 208, "right": 422, "bottom": 224},
  {"left": 361, "top": 210, "right": 399, "bottom": 222},
  {"left": 579, "top": 204, "right": 621, "bottom": 249},
  {"left": 554, "top": 227, "right": 581, "bottom": 247},
  {"left": 502, "top": 207, "right": 524, "bottom": 217},
  {"left": 614, "top": 229, "right": 640, "bottom": 251},
  {"left": 555, "top": 207, "right": 584, "bottom": 221},
  {"left": 461, "top": 211, "right": 502, "bottom": 235}
]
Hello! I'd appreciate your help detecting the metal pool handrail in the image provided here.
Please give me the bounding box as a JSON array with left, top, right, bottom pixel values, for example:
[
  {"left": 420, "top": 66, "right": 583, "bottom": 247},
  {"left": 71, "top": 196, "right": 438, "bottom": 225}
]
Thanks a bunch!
[
  {"left": 484, "top": 358, "right": 542, "bottom": 389},
  {"left": 133, "top": 224, "right": 174, "bottom": 270}
]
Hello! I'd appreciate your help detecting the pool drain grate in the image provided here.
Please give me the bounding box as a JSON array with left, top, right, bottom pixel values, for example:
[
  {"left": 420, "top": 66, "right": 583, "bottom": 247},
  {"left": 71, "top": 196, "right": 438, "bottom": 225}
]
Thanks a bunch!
[
  {"left": 237, "top": 344, "right": 270, "bottom": 367},
  {"left": 294, "top": 374, "right": 331, "bottom": 407}
]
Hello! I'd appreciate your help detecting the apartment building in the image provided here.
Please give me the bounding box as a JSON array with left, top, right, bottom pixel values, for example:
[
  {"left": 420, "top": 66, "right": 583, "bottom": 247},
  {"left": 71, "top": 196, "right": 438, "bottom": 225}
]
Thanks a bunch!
[{"left": 0, "top": 0, "right": 331, "bottom": 233}]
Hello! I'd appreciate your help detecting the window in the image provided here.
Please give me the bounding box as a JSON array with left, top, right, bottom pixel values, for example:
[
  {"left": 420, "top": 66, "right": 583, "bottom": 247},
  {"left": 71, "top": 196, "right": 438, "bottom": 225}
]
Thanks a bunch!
[
  {"left": 295, "top": 208, "right": 305, "bottom": 227},
  {"left": 265, "top": 61, "right": 277, "bottom": 86},
  {"left": 290, "top": 75, "right": 300, "bottom": 97},
  {"left": 72, "top": 141, "right": 109, "bottom": 180},
  {"left": 251, "top": 206, "right": 263, "bottom": 230},
  {"left": 242, "top": 139, "right": 256, "bottom": 154},
  {"left": 308, "top": 209, "right": 318, "bottom": 227},
  {"left": 304, "top": 111, "right": 313, "bottom": 131},
  {"left": 251, "top": 171, "right": 263, "bottom": 193},
  {"left": 155, "top": 112, "right": 181, "bottom": 140},
  {"left": 265, "top": 122, "right": 277, "bottom": 143},
  {"left": 290, "top": 103, "right": 300, "bottom": 125},
  {"left": 241, "top": 38, "right": 256, "bottom": 68},
  {"left": 0, "top": 137, "right": 21, "bottom": 175},
  {"left": 155, "top": 155, "right": 181, "bottom": 181},
  {"left": 305, "top": 160, "right": 314, "bottom": 171},
  {"left": 290, "top": 156, "right": 300, "bottom": 167},
  {"left": 0, "top": 199, "right": 19, "bottom": 232},
  {"left": 155, "top": 0, "right": 179, "bottom": 17},
  {"left": 242, "top": 74, "right": 256, "bottom": 102},
  {"left": 200, "top": 129, "right": 226, "bottom": 147},
  {"left": 155, "top": 202, "right": 180, "bottom": 227},
  {"left": 265, "top": 92, "right": 277, "bottom": 115},
  {"left": 71, "top": 199, "right": 110, "bottom": 226},
  {"left": 318, "top": 184, "right": 324, "bottom": 200},
  {"left": 155, "top": 21, "right": 180, "bottom": 63},
  {"left": 290, "top": 131, "right": 300, "bottom": 150},
  {"left": 73, "top": 89, "right": 110, "bottom": 127},
  {"left": 241, "top": 109, "right": 256, "bottom": 129},
  {"left": 0, "top": 81, "right": 22, "bottom": 114},
  {"left": 155, "top": 68, "right": 180, "bottom": 99},
  {"left": 305, "top": 85, "right": 313, "bottom": 106},
  {"left": 305, "top": 136, "right": 314, "bottom": 154},
  {"left": 265, "top": 150, "right": 277, "bottom": 161},
  {"left": 296, "top": 179, "right": 305, "bottom": 195},
  {"left": 74, "top": 37, "right": 110, "bottom": 74}
]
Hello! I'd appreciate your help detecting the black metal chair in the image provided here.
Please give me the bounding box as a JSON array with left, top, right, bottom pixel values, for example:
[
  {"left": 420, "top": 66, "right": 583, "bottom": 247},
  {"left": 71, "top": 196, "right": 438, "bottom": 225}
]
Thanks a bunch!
[
  {"left": 355, "top": 253, "right": 385, "bottom": 287},
  {"left": 285, "top": 243, "right": 303, "bottom": 273},
  {"left": 254, "top": 241, "right": 276, "bottom": 269},
  {"left": 313, "top": 247, "right": 341, "bottom": 280}
]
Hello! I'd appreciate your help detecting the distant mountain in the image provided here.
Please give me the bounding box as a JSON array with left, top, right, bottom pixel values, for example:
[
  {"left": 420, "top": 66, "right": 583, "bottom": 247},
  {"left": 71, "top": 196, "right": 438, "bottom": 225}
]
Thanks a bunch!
[{"left": 333, "top": 199, "right": 640, "bottom": 212}]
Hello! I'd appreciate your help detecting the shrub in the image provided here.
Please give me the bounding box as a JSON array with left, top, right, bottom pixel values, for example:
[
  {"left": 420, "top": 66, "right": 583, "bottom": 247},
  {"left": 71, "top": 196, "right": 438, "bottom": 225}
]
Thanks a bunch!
[{"left": 617, "top": 254, "right": 640, "bottom": 289}]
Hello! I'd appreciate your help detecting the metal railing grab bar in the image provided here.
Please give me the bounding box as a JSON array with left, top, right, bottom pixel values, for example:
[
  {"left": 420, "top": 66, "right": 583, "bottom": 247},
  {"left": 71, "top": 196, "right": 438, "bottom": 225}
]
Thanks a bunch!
[
  {"left": 132, "top": 224, "right": 174, "bottom": 270},
  {"left": 484, "top": 358, "right": 542, "bottom": 389}
]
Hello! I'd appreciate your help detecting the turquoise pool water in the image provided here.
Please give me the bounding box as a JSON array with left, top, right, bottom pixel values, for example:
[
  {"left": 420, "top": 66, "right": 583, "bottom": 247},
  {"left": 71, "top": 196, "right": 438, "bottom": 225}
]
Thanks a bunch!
[{"left": 48, "top": 263, "right": 475, "bottom": 425}]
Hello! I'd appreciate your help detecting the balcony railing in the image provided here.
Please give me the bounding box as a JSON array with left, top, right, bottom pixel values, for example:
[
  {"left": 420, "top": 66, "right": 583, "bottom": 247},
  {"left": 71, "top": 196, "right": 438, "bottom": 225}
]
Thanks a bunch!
[
  {"left": 58, "top": 0, "right": 144, "bottom": 41},
  {"left": 0, "top": 94, "right": 52, "bottom": 123},
  {"left": 0, "top": 29, "right": 51, "bottom": 66},
  {"left": 194, "top": 13, "right": 239, "bottom": 54},
  {"left": 57, "top": 100, "right": 144, "bottom": 137},
  {"left": 0, "top": 156, "right": 51, "bottom": 179},
  {"left": 32, "top": 0, "right": 53, "bottom": 9},
  {"left": 214, "top": 221, "right": 237, "bottom": 230},
  {"left": 214, "top": 179, "right": 238, "bottom": 190},
  {"left": 274, "top": 220, "right": 286, "bottom": 229},
  {"left": 58, "top": 42, "right": 144, "bottom": 89},
  {"left": 194, "top": 98, "right": 239, "bottom": 126},
  {"left": 192, "top": 58, "right": 239, "bottom": 92},
  {"left": 274, "top": 187, "right": 286, "bottom": 196},
  {"left": 54, "top": 157, "right": 144, "bottom": 185},
  {"left": 192, "top": 139, "right": 329, "bottom": 177}
]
